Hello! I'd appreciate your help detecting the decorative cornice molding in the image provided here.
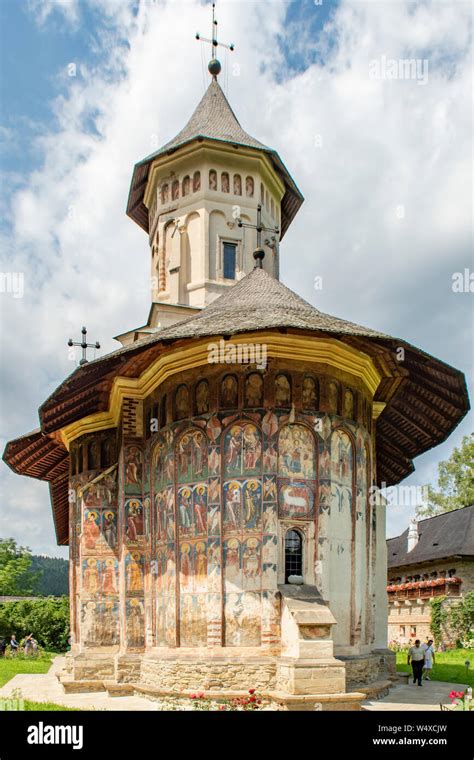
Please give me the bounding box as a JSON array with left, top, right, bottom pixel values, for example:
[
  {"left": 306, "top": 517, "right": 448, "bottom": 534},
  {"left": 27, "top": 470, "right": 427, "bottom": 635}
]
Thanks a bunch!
[{"left": 59, "top": 333, "right": 383, "bottom": 449}]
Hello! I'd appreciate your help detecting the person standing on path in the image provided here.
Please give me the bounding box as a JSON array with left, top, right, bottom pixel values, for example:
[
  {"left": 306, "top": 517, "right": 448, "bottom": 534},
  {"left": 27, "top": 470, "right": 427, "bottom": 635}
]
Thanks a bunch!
[
  {"left": 408, "top": 639, "right": 425, "bottom": 686},
  {"left": 422, "top": 639, "right": 435, "bottom": 680}
]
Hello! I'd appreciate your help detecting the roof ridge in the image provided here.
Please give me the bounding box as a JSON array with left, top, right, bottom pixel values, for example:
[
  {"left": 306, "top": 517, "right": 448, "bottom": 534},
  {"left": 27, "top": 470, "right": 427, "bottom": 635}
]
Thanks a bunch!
[
  {"left": 417, "top": 504, "right": 474, "bottom": 526},
  {"left": 388, "top": 504, "right": 474, "bottom": 543}
]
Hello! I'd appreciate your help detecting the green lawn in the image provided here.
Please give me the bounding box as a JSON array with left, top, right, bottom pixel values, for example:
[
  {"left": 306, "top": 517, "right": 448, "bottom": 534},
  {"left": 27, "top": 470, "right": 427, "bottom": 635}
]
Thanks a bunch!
[
  {"left": 0, "top": 653, "right": 83, "bottom": 710},
  {"left": 22, "top": 700, "right": 81, "bottom": 711},
  {"left": 396, "top": 648, "right": 474, "bottom": 686},
  {"left": 0, "top": 653, "right": 56, "bottom": 687}
]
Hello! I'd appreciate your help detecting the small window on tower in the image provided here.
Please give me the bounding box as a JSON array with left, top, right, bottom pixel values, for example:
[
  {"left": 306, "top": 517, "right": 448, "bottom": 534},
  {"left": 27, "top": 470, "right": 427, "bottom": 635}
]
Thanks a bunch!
[{"left": 223, "top": 242, "right": 237, "bottom": 280}]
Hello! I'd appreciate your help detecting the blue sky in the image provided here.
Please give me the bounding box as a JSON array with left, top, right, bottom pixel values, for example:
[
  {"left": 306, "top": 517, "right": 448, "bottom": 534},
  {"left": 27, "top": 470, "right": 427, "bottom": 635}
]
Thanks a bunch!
[
  {"left": 0, "top": 0, "right": 472, "bottom": 557},
  {"left": 0, "top": 0, "right": 338, "bottom": 175}
]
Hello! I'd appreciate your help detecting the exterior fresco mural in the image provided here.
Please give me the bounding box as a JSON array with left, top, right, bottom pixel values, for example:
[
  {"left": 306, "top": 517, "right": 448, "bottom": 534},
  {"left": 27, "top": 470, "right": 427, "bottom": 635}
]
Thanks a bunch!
[
  {"left": 302, "top": 376, "right": 318, "bottom": 410},
  {"left": 224, "top": 423, "right": 262, "bottom": 476},
  {"left": 224, "top": 591, "right": 261, "bottom": 647},
  {"left": 277, "top": 424, "right": 316, "bottom": 520},
  {"left": 278, "top": 481, "right": 314, "bottom": 519},
  {"left": 81, "top": 600, "right": 119, "bottom": 647},
  {"left": 274, "top": 374, "right": 291, "bottom": 406},
  {"left": 90, "top": 376, "right": 375, "bottom": 657},
  {"left": 177, "top": 484, "right": 208, "bottom": 536},
  {"left": 177, "top": 430, "right": 208, "bottom": 482},
  {"left": 74, "top": 459, "right": 120, "bottom": 649},
  {"left": 221, "top": 375, "right": 238, "bottom": 408},
  {"left": 221, "top": 421, "right": 264, "bottom": 645},
  {"left": 125, "top": 498, "right": 145, "bottom": 542},
  {"left": 195, "top": 380, "right": 210, "bottom": 413},
  {"left": 329, "top": 428, "right": 354, "bottom": 647},
  {"left": 125, "top": 551, "right": 144, "bottom": 592},
  {"left": 176, "top": 429, "right": 210, "bottom": 647},
  {"left": 153, "top": 434, "right": 176, "bottom": 648},
  {"left": 126, "top": 599, "right": 145, "bottom": 648},
  {"left": 278, "top": 424, "right": 316, "bottom": 479},
  {"left": 124, "top": 445, "right": 143, "bottom": 494},
  {"left": 245, "top": 373, "right": 263, "bottom": 407}
]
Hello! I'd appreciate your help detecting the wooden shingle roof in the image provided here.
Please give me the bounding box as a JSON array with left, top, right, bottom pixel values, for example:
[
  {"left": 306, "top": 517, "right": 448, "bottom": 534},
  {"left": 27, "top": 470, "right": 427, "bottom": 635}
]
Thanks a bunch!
[{"left": 126, "top": 79, "right": 304, "bottom": 239}]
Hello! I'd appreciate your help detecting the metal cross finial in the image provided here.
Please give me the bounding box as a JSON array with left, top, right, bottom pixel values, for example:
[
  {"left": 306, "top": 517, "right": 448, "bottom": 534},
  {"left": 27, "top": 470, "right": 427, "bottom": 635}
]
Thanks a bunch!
[
  {"left": 68, "top": 326, "right": 100, "bottom": 366},
  {"left": 237, "top": 205, "right": 280, "bottom": 267},
  {"left": 196, "top": 2, "right": 235, "bottom": 78}
]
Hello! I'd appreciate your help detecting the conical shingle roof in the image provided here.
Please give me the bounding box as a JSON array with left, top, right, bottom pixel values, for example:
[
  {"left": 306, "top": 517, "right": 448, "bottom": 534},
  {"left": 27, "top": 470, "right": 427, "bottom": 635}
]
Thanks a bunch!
[
  {"left": 126, "top": 79, "right": 303, "bottom": 239},
  {"left": 155, "top": 78, "right": 268, "bottom": 154},
  {"left": 136, "top": 266, "right": 388, "bottom": 343}
]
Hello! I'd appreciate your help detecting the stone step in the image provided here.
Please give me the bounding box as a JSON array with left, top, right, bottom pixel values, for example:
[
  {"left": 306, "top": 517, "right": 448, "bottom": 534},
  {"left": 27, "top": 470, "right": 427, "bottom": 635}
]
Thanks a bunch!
[
  {"left": 61, "top": 678, "right": 106, "bottom": 694},
  {"left": 104, "top": 682, "right": 135, "bottom": 697},
  {"left": 353, "top": 679, "right": 392, "bottom": 700}
]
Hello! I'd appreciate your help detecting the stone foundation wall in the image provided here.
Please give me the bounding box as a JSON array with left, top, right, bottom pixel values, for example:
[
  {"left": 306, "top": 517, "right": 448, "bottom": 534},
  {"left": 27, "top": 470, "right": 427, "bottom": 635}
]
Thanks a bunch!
[
  {"left": 140, "top": 656, "right": 277, "bottom": 691},
  {"left": 116, "top": 655, "right": 142, "bottom": 683},
  {"left": 342, "top": 650, "right": 396, "bottom": 688},
  {"left": 65, "top": 648, "right": 394, "bottom": 695},
  {"left": 72, "top": 654, "right": 116, "bottom": 681}
]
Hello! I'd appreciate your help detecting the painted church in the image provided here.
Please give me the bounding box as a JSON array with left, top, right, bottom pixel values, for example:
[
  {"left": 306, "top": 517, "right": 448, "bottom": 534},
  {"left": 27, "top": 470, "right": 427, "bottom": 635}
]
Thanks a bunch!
[{"left": 3, "top": 41, "right": 469, "bottom": 709}]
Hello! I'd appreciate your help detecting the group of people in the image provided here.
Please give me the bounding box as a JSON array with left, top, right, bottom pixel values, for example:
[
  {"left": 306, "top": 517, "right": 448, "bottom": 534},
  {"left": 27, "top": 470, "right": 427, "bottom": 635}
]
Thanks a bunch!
[
  {"left": 0, "top": 633, "right": 38, "bottom": 656},
  {"left": 407, "top": 638, "right": 436, "bottom": 686}
]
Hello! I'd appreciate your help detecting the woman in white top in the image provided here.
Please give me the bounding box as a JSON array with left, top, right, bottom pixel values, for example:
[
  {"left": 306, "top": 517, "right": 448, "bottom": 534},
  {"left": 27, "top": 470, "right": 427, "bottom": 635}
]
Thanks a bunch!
[{"left": 422, "top": 639, "right": 435, "bottom": 680}]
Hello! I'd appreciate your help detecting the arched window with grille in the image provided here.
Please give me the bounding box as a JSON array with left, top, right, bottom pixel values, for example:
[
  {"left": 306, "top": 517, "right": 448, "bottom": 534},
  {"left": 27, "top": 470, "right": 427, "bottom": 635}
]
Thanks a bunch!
[{"left": 285, "top": 529, "right": 303, "bottom": 583}]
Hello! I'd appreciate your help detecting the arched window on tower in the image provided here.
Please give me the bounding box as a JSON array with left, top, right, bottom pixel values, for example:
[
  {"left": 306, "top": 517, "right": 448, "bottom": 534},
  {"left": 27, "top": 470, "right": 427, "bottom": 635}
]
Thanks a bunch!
[
  {"left": 209, "top": 169, "right": 217, "bottom": 190},
  {"left": 171, "top": 179, "right": 179, "bottom": 200},
  {"left": 193, "top": 171, "right": 201, "bottom": 192},
  {"left": 221, "top": 172, "right": 230, "bottom": 193},
  {"left": 233, "top": 174, "right": 242, "bottom": 195},
  {"left": 182, "top": 175, "right": 190, "bottom": 196},
  {"left": 246, "top": 176, "right": 254, "bottom": 197},
  {"left": 285, "top": 529, "right": 303, "bottom": 583}
]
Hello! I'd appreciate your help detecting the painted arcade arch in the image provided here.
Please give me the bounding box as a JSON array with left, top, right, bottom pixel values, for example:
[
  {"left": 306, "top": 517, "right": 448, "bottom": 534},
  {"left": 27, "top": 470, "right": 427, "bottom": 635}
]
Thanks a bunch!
[{"left": 329, "top": 428, "right": 355, "bottom": 649}]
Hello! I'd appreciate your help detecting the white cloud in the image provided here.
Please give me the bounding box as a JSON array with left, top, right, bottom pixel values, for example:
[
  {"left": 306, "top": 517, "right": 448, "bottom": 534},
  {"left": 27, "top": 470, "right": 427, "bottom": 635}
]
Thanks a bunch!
[
  {"left": 1, "top": 0, "right": 472, "bottom": 554},
  {"left": 27, "top": 0, "right": 80, "bottom": 27}
]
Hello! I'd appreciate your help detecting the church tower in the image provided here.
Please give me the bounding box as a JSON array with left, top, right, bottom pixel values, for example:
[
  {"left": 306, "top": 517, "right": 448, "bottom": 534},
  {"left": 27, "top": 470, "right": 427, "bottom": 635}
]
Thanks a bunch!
[{"left": 120, "top": 58, "right": 303, "bottom": 345}]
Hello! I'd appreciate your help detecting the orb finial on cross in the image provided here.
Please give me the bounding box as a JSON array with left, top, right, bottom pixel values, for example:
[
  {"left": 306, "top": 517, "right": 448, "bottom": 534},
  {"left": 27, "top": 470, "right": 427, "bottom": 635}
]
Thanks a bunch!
[{"left": 196, "top": 2, "right": 235, "bottom": 79}]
